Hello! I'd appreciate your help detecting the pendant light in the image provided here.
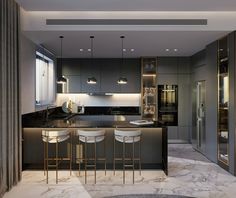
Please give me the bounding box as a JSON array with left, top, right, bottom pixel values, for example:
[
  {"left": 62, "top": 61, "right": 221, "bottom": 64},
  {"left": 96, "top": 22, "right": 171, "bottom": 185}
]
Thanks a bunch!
[
  {"left": 117, "top": 36, "right": 128, "bottom": 84},
  {"left": 57, "top": 36, "right": 67, "bottom": 84},
  {"left": 87, "top": 36, "right": 97, "bottom": 84}
]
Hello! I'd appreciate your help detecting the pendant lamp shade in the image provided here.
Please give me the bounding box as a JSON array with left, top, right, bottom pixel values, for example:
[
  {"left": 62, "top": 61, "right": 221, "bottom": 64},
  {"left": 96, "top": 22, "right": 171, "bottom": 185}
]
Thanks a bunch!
[{"left": 57, "top": 76, "right": 67, "bottom": 84}]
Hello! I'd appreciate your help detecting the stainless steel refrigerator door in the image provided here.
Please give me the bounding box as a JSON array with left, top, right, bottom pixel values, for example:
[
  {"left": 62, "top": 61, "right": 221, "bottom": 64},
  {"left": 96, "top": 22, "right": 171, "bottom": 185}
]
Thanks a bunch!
[{"left": 196, "top": 81, "right": 206, "bottom": 153}]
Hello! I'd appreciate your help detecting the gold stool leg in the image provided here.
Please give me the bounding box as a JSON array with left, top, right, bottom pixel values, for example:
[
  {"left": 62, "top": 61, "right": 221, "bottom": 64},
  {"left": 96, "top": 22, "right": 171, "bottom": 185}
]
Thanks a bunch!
[
  {"left": 70, "top": 133, "right": 72, "bottom": 176},
  {"left": 94, "top": 140, "right": 97, "bottom": 184},
  {"left": 113, "top": 136, "right": 116, "bottom": 176},
  {"left": 123, "top": 137, "right": 125, "bottom": 184},
  {"left": 56, "top": 140, "right": 58, "bottom": 184},
  {"left": 139, "top": 139, "right": 141, "bottom": 176},
  {"left": 44, "top": 142, "right": 46, "bottom": 176},
  {"left": 133, "top": 137, "right": 135, "bottom": 184},
  {"left": 104, "top": 137, "right": 106, "bottom": 176},
  {"left": 46, "top": 140, "right": 49, "bottom": 184},
  {"left": 85, "top": 137, "right": 87, "bottom": 184}
]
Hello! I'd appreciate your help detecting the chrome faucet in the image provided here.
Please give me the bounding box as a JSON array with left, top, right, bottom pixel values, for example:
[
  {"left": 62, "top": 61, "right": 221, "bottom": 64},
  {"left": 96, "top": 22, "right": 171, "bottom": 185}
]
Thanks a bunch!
[{"left": 45, "top": 104, "right": 56, "bottom": 121}]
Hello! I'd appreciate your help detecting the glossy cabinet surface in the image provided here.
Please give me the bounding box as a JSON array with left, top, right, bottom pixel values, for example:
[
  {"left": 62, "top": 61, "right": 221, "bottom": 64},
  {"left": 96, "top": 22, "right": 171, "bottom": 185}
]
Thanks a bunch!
[
  {"left": 217, "top": 36, "right": 229, "bottom": 166},
  {"left": 57, "top": 58, "right": 140, "bottom": 93}
]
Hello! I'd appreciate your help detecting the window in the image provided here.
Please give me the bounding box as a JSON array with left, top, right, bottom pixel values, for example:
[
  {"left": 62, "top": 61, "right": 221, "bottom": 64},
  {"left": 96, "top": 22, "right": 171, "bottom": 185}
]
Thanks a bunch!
[{"left": 35, "top": 51, "right": 55, "bottom": 106}]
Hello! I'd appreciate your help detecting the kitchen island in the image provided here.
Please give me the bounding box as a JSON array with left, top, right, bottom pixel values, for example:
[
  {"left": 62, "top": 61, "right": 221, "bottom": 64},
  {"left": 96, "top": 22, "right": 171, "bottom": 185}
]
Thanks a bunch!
[{"left": 22, "top": 114, "right": 168, "bottom": 175}]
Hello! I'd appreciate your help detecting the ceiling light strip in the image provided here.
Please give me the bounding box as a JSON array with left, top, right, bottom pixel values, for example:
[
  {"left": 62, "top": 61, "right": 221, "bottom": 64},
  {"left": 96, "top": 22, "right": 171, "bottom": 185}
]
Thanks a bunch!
[{"left": 46, "top": 19, "right": 207, "bottom": 25}]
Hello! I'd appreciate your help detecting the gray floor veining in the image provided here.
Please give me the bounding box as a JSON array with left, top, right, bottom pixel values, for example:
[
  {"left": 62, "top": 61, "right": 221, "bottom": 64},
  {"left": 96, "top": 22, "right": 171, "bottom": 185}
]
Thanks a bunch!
[{"left": 3, "top": 144, "right": 236, "bottom": 198}]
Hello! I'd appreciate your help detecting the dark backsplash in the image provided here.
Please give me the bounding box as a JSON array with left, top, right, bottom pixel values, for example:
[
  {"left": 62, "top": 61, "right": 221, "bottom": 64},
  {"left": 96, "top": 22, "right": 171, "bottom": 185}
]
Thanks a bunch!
[
  {"left": 22, "top": 106, "right": 140, "bottom": 126},
  {"left": 83, "top": 106, "right": 140, "bottom": 115}
]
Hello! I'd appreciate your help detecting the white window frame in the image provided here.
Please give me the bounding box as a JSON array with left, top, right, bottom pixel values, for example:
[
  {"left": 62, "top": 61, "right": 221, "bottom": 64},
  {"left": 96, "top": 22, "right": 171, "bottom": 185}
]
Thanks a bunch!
[{"left": 35, "top": 51, "right": 55, "bottom": 107}]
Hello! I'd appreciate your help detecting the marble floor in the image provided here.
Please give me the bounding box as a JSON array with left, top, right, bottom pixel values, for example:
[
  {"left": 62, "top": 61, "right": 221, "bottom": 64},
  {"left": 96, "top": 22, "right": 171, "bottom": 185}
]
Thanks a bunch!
[{"left": 3, "top": 144, "right": 236, "bottom": 198}]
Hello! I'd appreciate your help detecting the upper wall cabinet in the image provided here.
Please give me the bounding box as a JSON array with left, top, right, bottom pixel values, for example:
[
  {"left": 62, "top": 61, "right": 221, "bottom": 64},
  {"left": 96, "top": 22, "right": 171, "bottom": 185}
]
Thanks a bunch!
[
  {"left": 57, "top": 58, "right": 141, "bottom": 93},
  {"left": 120, "top": 59, "right": 141, "bottom": 93},
  {"left": 80, "top": 64, "right": 101, "bottom": 93},
  {"left": 157, "top": 57, "right": 178, "bottom": 74},
  {"left": 100, "top": 60, "right": 120, "bottom": 93},
  {"left": 61, "top": 59, "right": 81, "bottom": 75}
]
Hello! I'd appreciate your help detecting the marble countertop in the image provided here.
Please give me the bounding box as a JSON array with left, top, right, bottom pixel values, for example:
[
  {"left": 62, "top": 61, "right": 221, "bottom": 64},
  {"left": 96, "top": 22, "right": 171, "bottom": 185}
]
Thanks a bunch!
[{"left": 23, "top": 119, "right": 164, "bottom": 128}]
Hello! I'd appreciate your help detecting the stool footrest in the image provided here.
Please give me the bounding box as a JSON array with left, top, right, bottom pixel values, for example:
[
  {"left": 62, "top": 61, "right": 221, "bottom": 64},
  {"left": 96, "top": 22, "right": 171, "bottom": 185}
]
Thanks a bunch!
[
  {"left": 46, "top": 157, "right": 71, "bottom": 161},
  {"left": 114, "top": 158, "right": 140, "bottom": 161},
  {"left": 85, "top": 165, "right": 96, "bottom": 167},
  {"left": 124, "top": 165, "right": 134, "bottom": 167},
  {"left": 77, "top": 158, "right": 106, "bottom": 161}
]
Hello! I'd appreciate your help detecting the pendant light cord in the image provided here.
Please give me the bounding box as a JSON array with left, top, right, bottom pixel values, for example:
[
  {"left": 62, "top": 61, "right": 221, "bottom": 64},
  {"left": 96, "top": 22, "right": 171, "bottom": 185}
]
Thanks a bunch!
[
  {"left": 90, "top": 36, "right": 94, "bottom": 70},
  {"left": 121, "top": 36, "right": 124, "bottom": 68},
  {"left": 91, "top": 36, "right": 94, "bottom": 59},
  {"left": 60, "top": 36, "right": 64, "bottom": 69}
]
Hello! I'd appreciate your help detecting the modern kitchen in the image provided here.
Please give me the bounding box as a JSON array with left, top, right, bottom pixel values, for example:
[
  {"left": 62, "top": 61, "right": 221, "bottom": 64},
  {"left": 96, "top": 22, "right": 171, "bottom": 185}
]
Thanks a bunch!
[{"left": 2, "top": 0, "right": 236, "bottom": 198}]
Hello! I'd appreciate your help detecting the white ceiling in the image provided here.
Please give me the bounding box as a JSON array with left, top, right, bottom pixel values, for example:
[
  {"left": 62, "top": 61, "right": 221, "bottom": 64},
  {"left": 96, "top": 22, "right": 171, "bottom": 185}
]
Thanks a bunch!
[
  {"left": 24, "top": 31, "right": 228, "bottom": 58},
  {"left": 17, "top": 0, "right": 236, "bottom": 58},
  {"left": 15, "top": 0, "right": 236, "bottom": 11}
]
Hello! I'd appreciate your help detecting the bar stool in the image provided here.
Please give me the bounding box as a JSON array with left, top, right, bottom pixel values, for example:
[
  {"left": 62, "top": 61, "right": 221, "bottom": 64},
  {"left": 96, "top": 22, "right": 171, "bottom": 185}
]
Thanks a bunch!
[
  {"left": 42, "top": 129, "right": 72, "bottom": 184},
  {"left": 76, "top": 129, "right": 106, "bottom": 184},
  {"left": 113, "top": 129, "right": 141, "bottom": 184}
]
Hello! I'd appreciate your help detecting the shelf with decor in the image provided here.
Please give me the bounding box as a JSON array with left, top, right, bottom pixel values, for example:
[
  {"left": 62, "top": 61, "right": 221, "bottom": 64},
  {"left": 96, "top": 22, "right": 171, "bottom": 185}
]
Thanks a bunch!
[{"left": 141, "top": 57, "right": 157, "bottom": 120}]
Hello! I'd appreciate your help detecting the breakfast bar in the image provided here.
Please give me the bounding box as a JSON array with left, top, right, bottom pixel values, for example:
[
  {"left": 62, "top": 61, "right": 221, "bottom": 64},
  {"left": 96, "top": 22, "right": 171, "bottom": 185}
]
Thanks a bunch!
[{"left": 22, "top": 115, "right": 168, "bottom": 175}]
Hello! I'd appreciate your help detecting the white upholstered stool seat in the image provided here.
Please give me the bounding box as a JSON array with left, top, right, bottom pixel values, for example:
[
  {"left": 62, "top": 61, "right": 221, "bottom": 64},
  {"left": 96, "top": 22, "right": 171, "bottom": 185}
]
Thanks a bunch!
[
  {"left": 76, "top": 129, "right": 106, "bottom": 184},
  {"left": 42, "top": 130, "right": 70, "bottom": 143},
  {"left": 113, "top": 129, "right": 142, "bottom": 184},
  {"left": 76, "top": 130, "right": 105, "bottom": 143},
  {"left": 41, "top": 129, "right": 72, "bottom": 184},
  {"left": 114, "top": 129, "right": 141, "bottom": 143}
]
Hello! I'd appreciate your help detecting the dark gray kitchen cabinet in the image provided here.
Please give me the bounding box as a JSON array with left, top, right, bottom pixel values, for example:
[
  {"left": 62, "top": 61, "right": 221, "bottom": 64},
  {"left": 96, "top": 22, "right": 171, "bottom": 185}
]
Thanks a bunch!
[
  {"left": 80, "top": 64, "right": 101, "bottom": 93},
  {"left": 120, "top": 59, "right": 141, "bottom": 93},
  {"left": 158, "top": 57, "right": 178, "bottom": 74},
  {"left": 61, "top": 59, "right": 81, "bottom": 75},
  {"left": 58, "top": 58, "right": 141, "bottom": 93},
  {"left": 100, "top": 61, "right": 120, "bottom": 93},
  {"left": 66, "top": 75, "right": 81, "bottom": 93}
]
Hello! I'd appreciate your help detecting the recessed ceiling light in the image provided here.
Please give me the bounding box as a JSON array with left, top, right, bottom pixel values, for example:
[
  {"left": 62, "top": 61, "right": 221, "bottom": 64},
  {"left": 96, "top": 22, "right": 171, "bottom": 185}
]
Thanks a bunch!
[
  {"left": 79, "top": 48, "right": 83, "bottom": 52},
  {"left": 165, "top": 48, "right": 170, "bottom": 52},
  {"left": 130, "top": 49, "right": 134, "bottom": 52},
  {"left": 88, "top": 48, "right": 91, "bottom": 52},
  {"left": 219, "top": 48, "right": 224, "bottom": 51},
  {"left": 174, "top": 48, "right": 178, "bottom": 52},
  {"left": 123, "top": 48, "right": 126, "bottom": 52}
]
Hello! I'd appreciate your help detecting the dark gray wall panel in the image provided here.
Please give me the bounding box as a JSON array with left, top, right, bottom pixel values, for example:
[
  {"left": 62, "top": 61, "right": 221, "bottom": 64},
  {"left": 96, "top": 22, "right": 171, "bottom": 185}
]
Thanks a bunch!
[
  {"left": 167, "top": 126, "right": 178, "bottom": 139},
  {"left": 157, "top": 74, "right": 178, "bottom": 84},
  {"left": 158, "top": 57, "right": 191, "bottom": 142},
  {"left": 205, "top": 41, "right": 218, "bottom": 163},
  {"left": 178, "top": 57, "right": 191, "bottom": 74},
  {"left": 158, "top": 57, "right": 178, "bottom": 74},
  {"left": 178, "top": 74, "right": 191, "bottom": 127},
  {"left": 228, "top": 32, "right": 235, "bottom": 175},
  {"left": 191, "top": 49, "right": 206, "bottom": 69}
]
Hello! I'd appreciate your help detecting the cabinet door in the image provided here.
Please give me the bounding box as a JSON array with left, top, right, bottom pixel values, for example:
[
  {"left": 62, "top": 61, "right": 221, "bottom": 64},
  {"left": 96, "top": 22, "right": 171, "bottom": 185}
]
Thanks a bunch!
[
  {"left": 158, "top": 57, "right": 178, "bottom": 74},
  {"left": 178, "top": 57, "right": 191, "bottom": 74},
  {"left": 120, "top": 59, "right": 141, "bottom": 93},
  {"left": 100, "top": 60, "right": 120, "bottom": 93},
  {"left": 62, "top": 59, "right": 81, "bottom": 75},
  {"left": 80, "top": 64, "right": 101, "bottom": 93},
  {"left": 66, "top": 75, "right": 81, "bottom": 93}
]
